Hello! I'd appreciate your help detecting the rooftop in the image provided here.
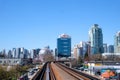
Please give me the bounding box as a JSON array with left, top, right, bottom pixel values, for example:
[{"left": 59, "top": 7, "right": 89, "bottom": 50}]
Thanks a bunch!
[{"left": 58, "top": 33, "right": 71, "bottom": 38}]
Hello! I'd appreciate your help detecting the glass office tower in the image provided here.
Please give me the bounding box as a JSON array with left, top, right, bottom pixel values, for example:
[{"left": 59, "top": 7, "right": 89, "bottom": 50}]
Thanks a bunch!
[
  {"left": 114, "top": 31, "right": 120, "bottom": 53},
  {"left": 89, "top": 24, "right": 104, "bottom": 54},
  {"left": 57, "top": 34, "right": 71, "bottom": 57}
]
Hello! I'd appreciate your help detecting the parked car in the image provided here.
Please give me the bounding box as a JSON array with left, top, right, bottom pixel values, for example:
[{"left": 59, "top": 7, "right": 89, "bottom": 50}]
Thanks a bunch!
[
  {"left": 28, "top": 70, "right": 35, "bottom": 76},
  {"left": 19, "top": 74, "right": 28, "bottom": 80},
  {"left": 84, "top": 68, "right": 88, "bottom": 71},
  {"left": 33, "top": 68, "right": 38, "bottom": 72},
  {"left": 79, "top": 67, "right": 84, "bottom": 71}
]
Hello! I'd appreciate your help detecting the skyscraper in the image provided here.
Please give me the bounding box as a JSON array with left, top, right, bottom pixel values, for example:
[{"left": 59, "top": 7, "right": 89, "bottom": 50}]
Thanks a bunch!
[
  {"left": 114, "top": 31, "right": 120, "bottom": 53},
  {"left": 16, "top": 48, "right": 21, "bottom": 58},
  {"left": 89, "top": 24, "right": 104, "bottom": 54},
  {"left": 12, "top": 48, "right": 16, "bottom": 58},
  {"left": 79, "top": 41, "right": 88, "bottom": 57},
  {"left": 30, "top": 49, "right": 34, "bottom": 59},
  {"left": 73, "top": 41, "right": 91, "bottom": 60},
  {"left": 8, "top": 50, "right": 12, "bottom": 58},
  {"left": 103, "top": 44, "right": 107, "bottom": 53},
  {"left": 108, "top": 45, "right": 114, "bottom": 53},
  {"left": 57, "top": 34, "right": 71, "bottom": 57},
  {"left": 24, "top": 49, "right": 29, "bottom": 59},
  {"left": 73, "top": 45, "right": 80, "bottom": 60},
  {"left": 20, "top": 47, "right": 24, "bottom": 59}
]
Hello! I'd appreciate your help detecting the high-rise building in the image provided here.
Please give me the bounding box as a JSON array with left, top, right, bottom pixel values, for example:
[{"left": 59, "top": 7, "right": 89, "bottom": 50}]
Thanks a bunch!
[
  {"left": 103, "top": 44, "right": 107, "bottom": 53},
  {"left": 57, "top": 34, "right": 71, "bottom": 57},
  {"left": 30, "top": 50, "right": 34, "bottom": 59},
  {"left": 36, "top": 48, "right": 41, "bottom": 56},
  {"left": 87, "top": 41, "right": 91, "bottom": 56},
  {"left": 2, "top": 49, "right": 6, "bottom": 58},
  {"left": 89, "top": 24, "right": 104, "bottom": 54},
  {"left": 108, "top": 45, "right": 114, "bottom": 53},
  {"left": 73, "top": 45, "right": 83, "bottom": 59},
  {"left": 2, "top": 49, "right": 6, "bottom": 55},
  {"left": 20, "top": 47, "right": 24, "bottom": 59},
  {"left": 28, "top": 50, "right": 31, "bottom": 58},
  {"left": 24, "top": 49, "right": 29, "bottom": 59},
  {"left": 73, "top": 45, "right": 80, "bottom": 60},
  {"left": 8, "top": 50, "right": 12, "bottom": 58},
  {"left": 114, "top": 31, "right": 120, "bottom": 53},
  {"left": 79, "top": 41, "right": 88, "bottom": 57},
  {"left": 16, "top": 48, "right": 21, "bottom": 58},
  {"left": 32, "top": 49, "right": 36, "bottom": 58},
  {"left": 73, "top": 41, "right": 91, "bottom": 60},
  {"left": 12, "top": 48, "right": 16, "bottom": 58},
  {"left": 55, "top": 48, "right": 57, "bottom": 57}
]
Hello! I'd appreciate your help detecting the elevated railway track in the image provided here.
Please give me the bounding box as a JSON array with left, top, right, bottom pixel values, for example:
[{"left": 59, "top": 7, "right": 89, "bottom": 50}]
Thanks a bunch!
[{"left": 33, "top": 62, "right": 100, "bottom": 80}]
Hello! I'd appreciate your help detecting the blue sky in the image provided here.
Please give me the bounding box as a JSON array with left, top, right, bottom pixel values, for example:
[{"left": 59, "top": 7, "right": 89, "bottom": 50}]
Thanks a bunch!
[{"left": 0, "top": 0, "right": 120, "bottom": 50}]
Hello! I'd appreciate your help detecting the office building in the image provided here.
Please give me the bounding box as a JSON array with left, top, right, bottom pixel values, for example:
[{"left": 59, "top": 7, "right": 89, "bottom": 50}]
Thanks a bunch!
[
  {"left": 73, "top": 45, "right": 79, "bottom": 60},
  {"left": 29, "top": 50, "right": 33, "bottom": 59},
  {"left": 20, "top": 47, "right": 24, "bottom": 59},
  {"left": 108, "top": 45, "right": 114, "bottom": 53},
  {"left": 89, "top": 24, "right": 104, "bottom": 54},
  {"left": 79, "top": 41, "right": 88, "bottom": 57},
  {"left": 87, "top": 41, "right": 91, "bottom": 56},
  {"left": 73, "top": 45, "right": 83, "bottom": 60},
  {"left": 16, "top": 48, "right": 21, "bottom": 58},
  {"left": 36, "top": 48, "right": 41, "bottom": 55},
  {"left": 2, "top": 49, "right": 6, "bottom": 55},
  {"left": 55, "top": 48, "right": 57, "bottom": 57},
  {"left": 114, "top": 31, "right": 120, "bottom": 53},
  {"left": 24, "top": 49, "right": 29, "bottom": 59},
  {"left": 73, "top": 41, "right": 91, "bottom": 60},
  {"left": 8, "top": 50, "right": 12, "bottom": 58},
  {"left": 103, "top": 44, "right": 107, "bottom": 53},
  {"left": 12, "top": 48, "right": 16, "bottom": 58},
  {"left": 0, "top": 49, "right": 7, "bottom": 58},
  {"left": 30, "top": 49, "right": 36, "bottom": 59},
  {"left": 57, "top": 34, "right": 71, "bottom": 57}
]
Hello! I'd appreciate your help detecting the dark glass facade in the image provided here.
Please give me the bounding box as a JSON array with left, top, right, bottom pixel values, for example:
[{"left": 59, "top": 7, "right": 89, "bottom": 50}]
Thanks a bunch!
[
  {"left": 57, "top": 38, "right": 71, "bottom": 57},
  {"left": 108, "top": 45, "right": 114, "bottom": 53}
]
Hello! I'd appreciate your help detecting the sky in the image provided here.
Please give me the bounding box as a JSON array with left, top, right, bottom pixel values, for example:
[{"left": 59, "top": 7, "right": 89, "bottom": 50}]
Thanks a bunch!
[{"left": 0, "top": 0, "right": 120, "bottom": 50}]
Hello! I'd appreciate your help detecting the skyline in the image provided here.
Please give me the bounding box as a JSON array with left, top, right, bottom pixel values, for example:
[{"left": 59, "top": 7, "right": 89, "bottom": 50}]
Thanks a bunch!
[{"left": 0, "top": 0, "right": 120, "bottom": 50}]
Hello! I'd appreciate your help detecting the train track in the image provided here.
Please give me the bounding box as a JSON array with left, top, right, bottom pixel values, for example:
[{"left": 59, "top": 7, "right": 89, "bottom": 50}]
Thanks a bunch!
[
  {"left": 33, "top": 62, "right": 47, "bottom": 80},
  {"left": 33, "top": 62, "right": 56, "bottom": 80},
  {"left": 55, "top": 63, "right": 100, "bottom": 80},
  {"left": 49, "top": 63, "right": 56, "bottom": 80},
  {"left": 33, "top": 62, "right": 100, "bottom": 80},
  {"left": 55, "top": 63, "right": 89, "bottom": 80}
]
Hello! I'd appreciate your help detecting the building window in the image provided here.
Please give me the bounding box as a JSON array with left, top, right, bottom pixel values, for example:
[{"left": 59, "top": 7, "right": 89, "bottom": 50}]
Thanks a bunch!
[
  {"left": 9, "top": 60, "right": 11, "bottom": 63},
  {"left": 4, "top": 61, "right": 6, "bottom": 63},
  {"left": 63, "top": 46, "right": 68, "bottom": 48},
  {"left": 63, "top": 42, "right": 68, "bottom": 44},
  {"left": 64, "top": 50, "right": 68, "bottom": 51}
]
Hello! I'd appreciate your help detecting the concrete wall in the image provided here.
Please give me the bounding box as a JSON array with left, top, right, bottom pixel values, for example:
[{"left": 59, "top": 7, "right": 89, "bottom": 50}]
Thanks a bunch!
[{"left": 0, "top": 59, "right": 21, "bottom": 65}]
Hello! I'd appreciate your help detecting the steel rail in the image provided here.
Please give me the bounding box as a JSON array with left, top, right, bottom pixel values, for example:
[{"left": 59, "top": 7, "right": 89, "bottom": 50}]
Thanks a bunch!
[{"left": 55, "top": 63, "right": 100, "bottom": 80}]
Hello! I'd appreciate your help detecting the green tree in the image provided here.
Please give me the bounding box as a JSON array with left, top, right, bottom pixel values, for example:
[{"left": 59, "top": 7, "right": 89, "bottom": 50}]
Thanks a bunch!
[
  {"left": 0, "top": 66, "right": 11, "bottom": 80},
  {"left": 16, "top": 65, "right": 29, "bottom": 76},
  {"left": 9, "top": 68, "right": 18, "bottom": 80}
]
